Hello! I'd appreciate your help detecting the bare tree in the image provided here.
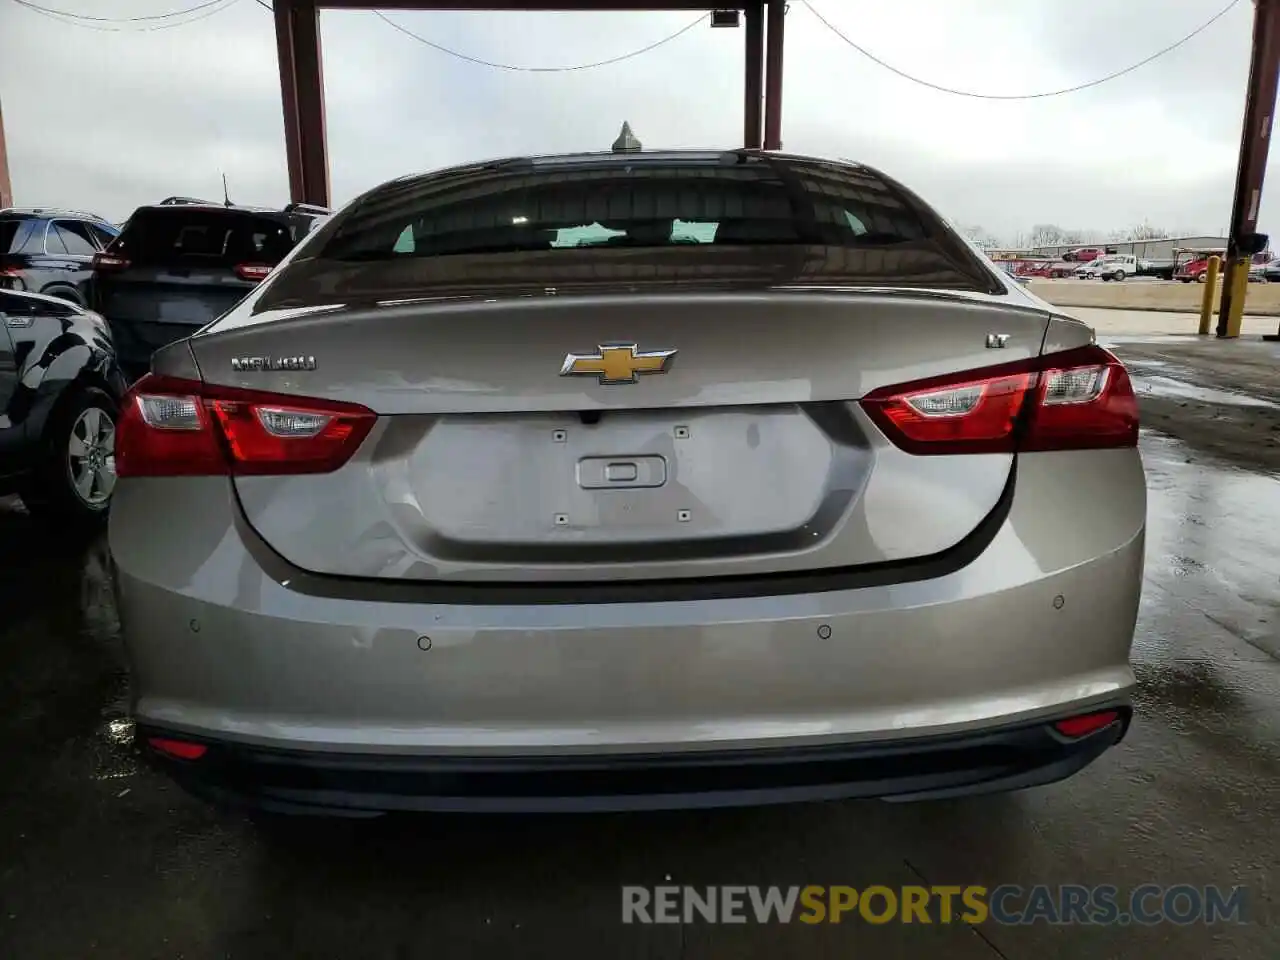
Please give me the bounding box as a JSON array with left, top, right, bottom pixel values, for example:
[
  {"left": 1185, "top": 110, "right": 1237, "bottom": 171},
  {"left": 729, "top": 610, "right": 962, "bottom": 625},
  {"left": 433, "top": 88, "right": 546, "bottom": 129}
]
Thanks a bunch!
[
  {"left": 1029, "top": 224, "right": 1067, "bottom": 247},
  {"left": 1015, "top": 223, "right": 1172, "bottom": 249},
  {"left": 958, "top": 223, "right": 1001, "bottom": 248},
  {"left": 1124, "top": 221, "right": 1167, "bottom": 241}
]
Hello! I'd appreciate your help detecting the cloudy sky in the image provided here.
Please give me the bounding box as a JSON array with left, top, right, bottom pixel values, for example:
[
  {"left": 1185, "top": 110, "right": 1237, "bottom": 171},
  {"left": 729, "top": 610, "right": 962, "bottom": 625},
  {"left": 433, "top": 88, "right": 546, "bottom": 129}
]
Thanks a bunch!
[{"left": 0, "top": 0, "right": 1262, "bottom": 241}]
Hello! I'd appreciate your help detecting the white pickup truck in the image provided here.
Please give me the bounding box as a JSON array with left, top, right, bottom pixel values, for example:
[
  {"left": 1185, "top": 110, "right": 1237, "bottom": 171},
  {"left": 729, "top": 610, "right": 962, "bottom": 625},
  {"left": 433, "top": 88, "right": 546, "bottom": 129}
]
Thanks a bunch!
[
  {"left": 1075, "top": 255, "right": 1139, "bottom": 281},
  {"left": 1075, "top": 254, "right": 1176, "bottom": 281}
]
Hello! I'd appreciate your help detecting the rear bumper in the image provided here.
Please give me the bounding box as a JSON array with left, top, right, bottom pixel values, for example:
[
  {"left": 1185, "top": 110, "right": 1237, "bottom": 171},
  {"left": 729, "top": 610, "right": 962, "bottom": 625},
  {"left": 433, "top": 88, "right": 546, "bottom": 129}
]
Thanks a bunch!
[
  {"left": 139, "top": 708, "right": 1131, "bottom": 814},
  {"left": 111, "top": 448, "right": 1146, "bottom": 805}
]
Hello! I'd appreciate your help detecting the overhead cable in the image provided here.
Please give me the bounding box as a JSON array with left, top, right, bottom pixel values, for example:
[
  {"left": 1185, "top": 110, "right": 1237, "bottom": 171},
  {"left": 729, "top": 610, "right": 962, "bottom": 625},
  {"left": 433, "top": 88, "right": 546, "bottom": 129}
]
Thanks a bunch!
[
  {"left": 801, "top": 0, "right": 1243, "bottom": 100},
  {"left": 11, "top": 0, "right": 239, "bottom": 31},
  {"left": 11, "top": 0, "right": 229, "bottom": 22},
  {"left": 372, "top": 9, "right": 709, "bottom": 73}
]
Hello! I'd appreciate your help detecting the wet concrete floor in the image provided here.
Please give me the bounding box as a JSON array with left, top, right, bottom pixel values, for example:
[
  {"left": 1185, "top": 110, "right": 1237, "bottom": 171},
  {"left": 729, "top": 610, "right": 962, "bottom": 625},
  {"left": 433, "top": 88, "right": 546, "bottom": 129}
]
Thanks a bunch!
[{"left": 1, "top": 338, "right": 1277, "bottom": 959}]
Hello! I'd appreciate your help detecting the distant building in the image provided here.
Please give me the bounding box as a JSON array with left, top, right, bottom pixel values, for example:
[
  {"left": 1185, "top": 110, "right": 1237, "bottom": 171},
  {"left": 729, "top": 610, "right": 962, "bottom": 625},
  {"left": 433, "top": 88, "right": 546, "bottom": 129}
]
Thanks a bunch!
[{"left": 1026, "top": 235, "right": 1229, "bottom": 260}]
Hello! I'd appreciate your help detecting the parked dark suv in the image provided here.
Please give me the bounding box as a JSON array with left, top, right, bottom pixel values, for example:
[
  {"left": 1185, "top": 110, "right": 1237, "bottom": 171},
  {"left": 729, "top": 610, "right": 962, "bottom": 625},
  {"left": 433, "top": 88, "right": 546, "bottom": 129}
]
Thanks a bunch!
[
  {"left": 91, "top": 198, "right": 329, "bottom": 379},
  {"left": 0, "top": 208, "right": 120, "bottom": 305},
  {"left": 0, "top": 288, "right": 128, "bottom": 530}
]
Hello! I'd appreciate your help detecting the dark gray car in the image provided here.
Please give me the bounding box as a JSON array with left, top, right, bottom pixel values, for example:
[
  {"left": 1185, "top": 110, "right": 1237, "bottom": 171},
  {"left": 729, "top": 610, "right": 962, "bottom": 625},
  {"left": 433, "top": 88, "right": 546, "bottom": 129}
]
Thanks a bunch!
[
  {"left": 91, "top": 201, "right": 327, "bottom": 380},
  {"left": 0, "top": 208, "right": 119, "bottom": 305}
]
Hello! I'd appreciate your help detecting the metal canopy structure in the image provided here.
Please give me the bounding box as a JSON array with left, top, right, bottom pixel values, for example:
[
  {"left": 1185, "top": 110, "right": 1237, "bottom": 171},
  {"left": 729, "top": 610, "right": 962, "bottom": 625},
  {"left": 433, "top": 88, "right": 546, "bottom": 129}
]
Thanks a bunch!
[
  {"left": 1222, "top": 0, "right": 1280, "bottom": 337},
  {"left": 272, "top": 0, "right": 787, "bottom": 208},
  {"left": 0, "top": 99, "right": 12, "bottom": 209}
]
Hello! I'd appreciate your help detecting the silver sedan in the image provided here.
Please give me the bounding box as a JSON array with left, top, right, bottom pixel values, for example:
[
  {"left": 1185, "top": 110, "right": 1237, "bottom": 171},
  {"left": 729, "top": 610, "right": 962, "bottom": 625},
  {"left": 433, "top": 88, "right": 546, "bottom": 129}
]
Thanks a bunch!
[{"left": 109, "top": 150, "right": 1145, "bottom": 814}]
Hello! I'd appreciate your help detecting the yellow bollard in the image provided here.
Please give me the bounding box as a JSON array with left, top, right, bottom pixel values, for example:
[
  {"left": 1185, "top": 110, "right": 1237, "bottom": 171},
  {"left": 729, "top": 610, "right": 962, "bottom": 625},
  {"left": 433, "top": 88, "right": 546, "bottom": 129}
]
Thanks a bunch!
[
  {"left": 1223, "top": 257, "right": 1250, "bottom": 338},
  {"left": 1198, "top": 255, "right": 1221, "bottom": 334}
]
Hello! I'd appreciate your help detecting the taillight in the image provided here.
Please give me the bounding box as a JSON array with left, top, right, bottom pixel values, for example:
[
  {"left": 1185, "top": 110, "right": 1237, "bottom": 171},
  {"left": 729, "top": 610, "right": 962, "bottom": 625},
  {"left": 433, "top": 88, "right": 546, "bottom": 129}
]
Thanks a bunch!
[
  {"left": 860, "top": 345, "right": 1138, "bottom": 455},
  {"left": 92, "top": 252, "right": 131, "bottom": 271},
  {"left": 234, "top": 263, "right": 273, "bottom": 282},
  {"left": 115, "top": 374, "right": 376, "bottom": 477}
]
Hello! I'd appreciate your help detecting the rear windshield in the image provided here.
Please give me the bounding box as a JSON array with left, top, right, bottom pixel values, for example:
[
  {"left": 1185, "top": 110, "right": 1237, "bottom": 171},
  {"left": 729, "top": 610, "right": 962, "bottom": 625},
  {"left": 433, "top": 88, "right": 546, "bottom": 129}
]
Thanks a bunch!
[
  {"left": 322, "top": 156, "right": 937, "bottom": 262},
  {"left": 108, "top": 208, "right": 300, "bottom": 269},
  {"left": 0, "top": 218, "right": 37, "bottom": 255}
]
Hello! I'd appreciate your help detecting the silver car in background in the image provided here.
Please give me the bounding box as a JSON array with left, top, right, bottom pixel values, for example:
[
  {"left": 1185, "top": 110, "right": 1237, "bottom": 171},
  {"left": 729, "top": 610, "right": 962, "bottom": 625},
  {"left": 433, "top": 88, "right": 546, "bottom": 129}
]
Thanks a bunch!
[{"left": 109, "top": 150, "right": 1145, "bottom": 814}]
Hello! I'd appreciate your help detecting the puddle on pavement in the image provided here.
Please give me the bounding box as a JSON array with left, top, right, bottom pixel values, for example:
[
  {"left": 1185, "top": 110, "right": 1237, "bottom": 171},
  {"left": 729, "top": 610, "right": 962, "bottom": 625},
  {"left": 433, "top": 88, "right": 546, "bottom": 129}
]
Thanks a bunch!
[
  {"left": 1134, "top": 433, "right": 1280, "bottom": 773},
  {"left": 1097, "top": 335, "right": 1210, "bottom": 347},
  {"left": 1, "top": 526, "right": 137, "bottom": 785},
  {"left": 1139, "top": 430, "right": 1280, "bottom": 658},
  {"left": 1132, "top": 657, "right": 1280, "bottom": 777},
  {"left": 1133, "top": 374, "right": 1280, "bottom": 410},
  {"left": 80, "top": 541, "right": 138, "bottom": 784}
]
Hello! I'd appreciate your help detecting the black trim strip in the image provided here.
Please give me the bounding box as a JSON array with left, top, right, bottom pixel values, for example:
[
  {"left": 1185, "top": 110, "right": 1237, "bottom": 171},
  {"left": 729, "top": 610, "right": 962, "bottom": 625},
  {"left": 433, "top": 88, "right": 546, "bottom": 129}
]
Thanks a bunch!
[
  {"left": 138, "top": 703, "right": 1129, "bottom": 814},
  {"left": 233, "top": 461, "right": 1016, "bottom": 606}
]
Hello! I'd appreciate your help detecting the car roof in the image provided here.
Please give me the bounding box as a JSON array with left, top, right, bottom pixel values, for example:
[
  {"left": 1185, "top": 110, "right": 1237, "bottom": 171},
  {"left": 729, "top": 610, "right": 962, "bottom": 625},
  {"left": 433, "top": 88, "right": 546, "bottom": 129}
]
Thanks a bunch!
[
  {"left": 131, "top": 203, "right": 292, "bottom": 216},
  {"left": 389, "top": 148, "right": 860, "bottom": 186},
  {"left": 0, "top": 207, "right": 112, "bottom": 222}
]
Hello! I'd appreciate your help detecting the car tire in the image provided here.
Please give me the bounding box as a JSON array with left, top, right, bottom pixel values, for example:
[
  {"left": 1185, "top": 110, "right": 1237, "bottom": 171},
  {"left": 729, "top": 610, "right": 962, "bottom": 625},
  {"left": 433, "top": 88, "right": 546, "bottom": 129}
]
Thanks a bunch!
[
  {"left": 40, "top": 285, "right": 85, "bottom": 306},
  {"left": 1197, "top": 274, "right": 1207, "bottom": 283},
  {"left": 1113, "top": 270, "right": 1126, "bottom": 281},
  {"left": 19, "top": 386, "right": 119, "bottom": 532}
]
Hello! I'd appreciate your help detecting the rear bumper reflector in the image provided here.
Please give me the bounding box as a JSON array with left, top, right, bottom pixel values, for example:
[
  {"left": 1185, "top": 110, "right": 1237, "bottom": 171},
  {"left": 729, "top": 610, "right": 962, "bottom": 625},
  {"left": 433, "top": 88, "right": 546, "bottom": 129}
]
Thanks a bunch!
[
  {"left": 1052, "top": 710, "right": 1121, "bottom": 739},
  {"left": 148, "top": 737, "right": 208, "bottom": 761}
]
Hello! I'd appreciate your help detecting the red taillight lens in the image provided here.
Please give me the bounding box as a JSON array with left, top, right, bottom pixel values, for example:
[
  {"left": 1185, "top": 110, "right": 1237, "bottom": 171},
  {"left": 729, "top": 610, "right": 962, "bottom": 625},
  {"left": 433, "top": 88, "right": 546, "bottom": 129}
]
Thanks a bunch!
[
  {"left": 1022, "top": 353, "right": 1139, "bottom": 451},
  {"left": 1053, "top": 710, "right": 1120, "bottom": 738},
  {"left": 234, "top": 263, "right": 273, "bottom": 282},
  {"left": 117, "top": 384, "right": 226, "bottom": 477},
  {"left": 92, "top": 252, "right": 131, "bottom": 271},
  {"left": 861, "top": 371, "right": 1034, "bottom": 454},
  {"left": 115, "top": 374, "right": 376, "bottom": 478},
  {"left": 148, "top": 737, "right": 208, "bottom": 760},
  {"left": 861, "top": 345, "right": 1138, "bottom": 455}
]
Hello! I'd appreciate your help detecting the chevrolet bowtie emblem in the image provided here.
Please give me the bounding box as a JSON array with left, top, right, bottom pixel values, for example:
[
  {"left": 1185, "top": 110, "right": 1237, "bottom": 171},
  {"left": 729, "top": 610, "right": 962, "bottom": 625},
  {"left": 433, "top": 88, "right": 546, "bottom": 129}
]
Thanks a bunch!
[{"left": 560, "top": 343, "right": 677, "bottom": 384}]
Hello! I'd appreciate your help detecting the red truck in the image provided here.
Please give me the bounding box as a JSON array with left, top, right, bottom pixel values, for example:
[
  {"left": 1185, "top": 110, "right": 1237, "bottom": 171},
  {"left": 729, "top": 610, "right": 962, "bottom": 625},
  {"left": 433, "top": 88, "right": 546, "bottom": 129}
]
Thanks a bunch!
[
  {"left": 1174, "top": 249, "right": 1225, "bottom": 282},
  {"left": 1173, "top": 248, "right": 1272, "bottom": 282}
]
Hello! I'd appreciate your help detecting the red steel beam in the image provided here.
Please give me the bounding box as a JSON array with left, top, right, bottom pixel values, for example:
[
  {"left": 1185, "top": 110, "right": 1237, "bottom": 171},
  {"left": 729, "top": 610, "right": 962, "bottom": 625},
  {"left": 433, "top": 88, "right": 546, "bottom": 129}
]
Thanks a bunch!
[
  {"left": 275, "top": 0, "right": 331, "bottom": 207},
  {"left": 743, "top": 0, "right": 763, "bottom": 149},
  {"left": 274, "top": 1, "right": 305, "bottom": 203},
  {"left": 0, "top": 98, "right": 12, "bottom": 208},
  {"left": 317, "top": 1, "right": 745, "bottom": 8},
  {"left": 273, "top": 0, "right": 784, "bottom": 204},
  {"left": 1220, "top": 0, "right": 1280, "bottom": 336},
  {"left": 762, "top": 0, "right": 784, "bottom": 149}
]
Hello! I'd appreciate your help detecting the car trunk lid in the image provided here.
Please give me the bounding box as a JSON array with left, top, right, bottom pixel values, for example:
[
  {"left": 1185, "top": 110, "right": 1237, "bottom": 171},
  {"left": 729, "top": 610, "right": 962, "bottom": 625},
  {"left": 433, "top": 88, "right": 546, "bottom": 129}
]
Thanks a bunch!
[{"left": 186, "top": 287, "right": 1051, "bottom": 584}]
